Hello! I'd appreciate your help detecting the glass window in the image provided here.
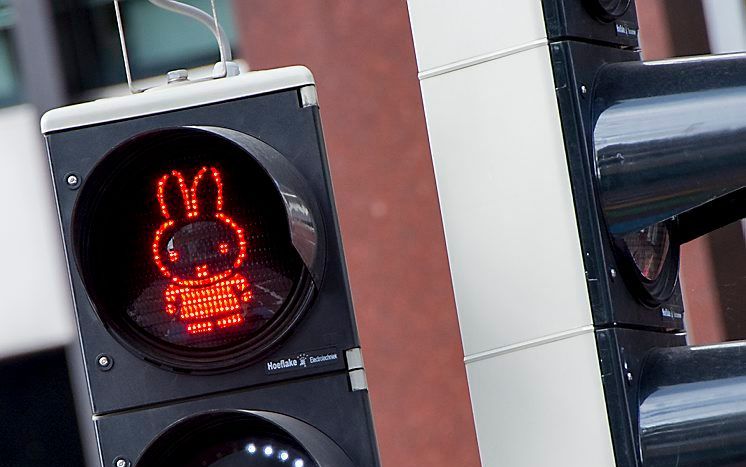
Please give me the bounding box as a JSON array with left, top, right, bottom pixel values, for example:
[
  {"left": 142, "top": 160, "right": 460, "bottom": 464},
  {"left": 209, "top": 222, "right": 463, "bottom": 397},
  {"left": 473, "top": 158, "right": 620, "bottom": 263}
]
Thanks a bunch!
[
  {"left": 54, "top": 0, "right": 238, "bottom": 95},
  {"left": 0, "top": 1, "right": 22, "bottom": 107},
  {"left": 124, "top": 0, "right": 237, "bottom": 74}
]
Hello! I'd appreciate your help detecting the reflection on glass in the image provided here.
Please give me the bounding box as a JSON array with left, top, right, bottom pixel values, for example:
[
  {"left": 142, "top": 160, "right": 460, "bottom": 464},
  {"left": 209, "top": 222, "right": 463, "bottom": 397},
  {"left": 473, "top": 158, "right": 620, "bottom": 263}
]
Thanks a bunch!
[{"left": 623, "top": 224, "right": 670, "bottom": 281}]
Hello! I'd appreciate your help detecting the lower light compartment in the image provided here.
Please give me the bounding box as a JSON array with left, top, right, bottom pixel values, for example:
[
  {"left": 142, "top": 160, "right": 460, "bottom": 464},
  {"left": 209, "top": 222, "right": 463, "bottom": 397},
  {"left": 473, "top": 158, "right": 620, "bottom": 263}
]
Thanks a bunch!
[{"left": 95, "top": 372, "right": 379, "bottom": 467}]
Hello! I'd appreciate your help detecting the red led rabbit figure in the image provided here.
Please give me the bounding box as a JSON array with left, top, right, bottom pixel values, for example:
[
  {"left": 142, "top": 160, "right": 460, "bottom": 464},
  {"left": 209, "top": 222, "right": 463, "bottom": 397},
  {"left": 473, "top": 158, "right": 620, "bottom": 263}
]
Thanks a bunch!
[{"left": 152, "top": 167, "right": 252, "bottom": 335}]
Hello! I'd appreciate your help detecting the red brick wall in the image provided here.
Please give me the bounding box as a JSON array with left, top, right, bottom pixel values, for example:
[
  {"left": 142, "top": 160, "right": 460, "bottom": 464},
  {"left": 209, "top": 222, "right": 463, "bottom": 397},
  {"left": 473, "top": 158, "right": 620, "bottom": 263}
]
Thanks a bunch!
[{"left": 232, "top": 2, "right": 481, "bottom": 466}]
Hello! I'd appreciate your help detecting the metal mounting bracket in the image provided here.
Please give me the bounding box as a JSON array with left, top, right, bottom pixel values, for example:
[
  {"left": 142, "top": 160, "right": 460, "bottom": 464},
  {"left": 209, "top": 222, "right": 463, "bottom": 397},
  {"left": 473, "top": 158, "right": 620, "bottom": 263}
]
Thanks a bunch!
[{"left": 113, "top": 0, "right": 239, "bottom": 95}]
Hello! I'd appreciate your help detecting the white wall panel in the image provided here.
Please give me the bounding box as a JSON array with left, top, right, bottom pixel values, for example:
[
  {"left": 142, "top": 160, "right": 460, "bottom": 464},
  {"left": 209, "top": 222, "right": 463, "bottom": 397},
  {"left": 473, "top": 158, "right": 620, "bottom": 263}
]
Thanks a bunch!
[
  {"left": 419, "top": 45, "right": 592, "bottom": 358},
  {"left": 702, "top": 0, "right": 746, "bottom": 54},
  {"left": 407, "top": 0, "right": 547, "bottom": 73},
  {"left": 466, "top": 331, "right": 615, "bottom": 467},
  {"left": 0, "top": 105, "right": 75, "bottom": 357}
]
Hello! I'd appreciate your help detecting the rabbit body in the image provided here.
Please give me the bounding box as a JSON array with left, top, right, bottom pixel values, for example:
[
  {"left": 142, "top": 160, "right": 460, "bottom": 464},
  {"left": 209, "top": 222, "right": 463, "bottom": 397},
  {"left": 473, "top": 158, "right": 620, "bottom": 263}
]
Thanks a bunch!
[{"left": 165, "top": 273, "right": 252, "bottom": 334}]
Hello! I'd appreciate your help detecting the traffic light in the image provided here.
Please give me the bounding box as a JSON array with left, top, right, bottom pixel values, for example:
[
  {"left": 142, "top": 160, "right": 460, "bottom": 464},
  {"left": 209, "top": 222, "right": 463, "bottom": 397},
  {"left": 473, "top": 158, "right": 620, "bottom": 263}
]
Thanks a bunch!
[
  {"left": 588, "top": 40, "right": 746, "bottom": 467},
  {"left": 551, "top": 4, "right": 746, "bottom": 465},
  {"left": 43, "top": 65, "right": 379, "bottom": 466},
  {"left": 408, "top": 0, "right": 746, "bottom": 465}
]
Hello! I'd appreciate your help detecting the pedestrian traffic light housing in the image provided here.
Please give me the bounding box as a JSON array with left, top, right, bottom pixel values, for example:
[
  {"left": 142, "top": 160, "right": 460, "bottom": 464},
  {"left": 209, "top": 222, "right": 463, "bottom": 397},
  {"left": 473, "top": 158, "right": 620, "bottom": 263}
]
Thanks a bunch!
[{"left": 43, "top": 66, "right": 379, "bottom": 466}]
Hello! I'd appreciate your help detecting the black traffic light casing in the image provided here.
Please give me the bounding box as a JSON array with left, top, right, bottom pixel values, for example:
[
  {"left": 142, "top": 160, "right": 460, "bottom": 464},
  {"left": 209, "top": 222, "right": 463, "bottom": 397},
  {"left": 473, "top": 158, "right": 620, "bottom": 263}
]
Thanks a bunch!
[
  {"left": 43, "top": 67, "right": 379, "bottom": 466},
  {"left": 544, "top": 1, "right": 743, "bottom": 466},
  {"left": 549, "top": 40, "right": 686, "bottom": 333},
  {"left": 546, "top": 2, "right": 746, "bottom": 466},
  {"left": 592, "top": 51, "right": 746, "bottom": 466},
  {"left": 549, "top": 37, "right": 685, "bottom": 467}
]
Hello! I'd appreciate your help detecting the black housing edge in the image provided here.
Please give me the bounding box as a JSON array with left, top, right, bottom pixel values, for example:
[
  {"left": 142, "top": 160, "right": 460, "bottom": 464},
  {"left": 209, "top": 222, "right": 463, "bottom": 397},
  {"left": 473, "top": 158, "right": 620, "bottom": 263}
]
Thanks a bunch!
[
  {"left": 548, "top": 40, "right": 687, "bottom": 467},
  {"left": 548, "top": 40, "right": 685, "bottom": 332}
]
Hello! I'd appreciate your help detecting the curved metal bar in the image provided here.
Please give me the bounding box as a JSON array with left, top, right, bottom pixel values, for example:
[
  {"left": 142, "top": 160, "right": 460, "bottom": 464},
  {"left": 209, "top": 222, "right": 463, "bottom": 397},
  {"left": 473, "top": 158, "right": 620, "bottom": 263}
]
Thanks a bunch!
[
  {"left": 113, "top": 0, "right": 143, "bottom": 94},
  {"left": 209, "top": 0, "right": 228, "bottom": 77},
  {"left": 114, "top": 0, "right": 236, "bottom": 93},
  {"left": 592, "top": 53, "right": 746, "bottom": 235},
  {"left": 148, "top": 0, "right": 232, "bottom": 63}
]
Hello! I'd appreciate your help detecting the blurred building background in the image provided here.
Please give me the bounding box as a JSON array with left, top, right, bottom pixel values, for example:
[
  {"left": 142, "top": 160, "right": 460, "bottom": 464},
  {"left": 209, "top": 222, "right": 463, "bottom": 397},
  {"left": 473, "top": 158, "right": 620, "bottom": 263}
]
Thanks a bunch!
[{"left": 2, "top": 1, "right": 746, "bottom": 466}]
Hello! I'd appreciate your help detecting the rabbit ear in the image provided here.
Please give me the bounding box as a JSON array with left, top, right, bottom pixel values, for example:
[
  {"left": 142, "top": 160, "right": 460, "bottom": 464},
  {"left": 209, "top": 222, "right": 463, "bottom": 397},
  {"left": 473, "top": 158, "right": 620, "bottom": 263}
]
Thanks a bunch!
[
  {"left": 191, "top": 166, "right": 224, "bottom": 216},
  {"left": 157, "top": 170, "right": 191, "bottom": 219}
]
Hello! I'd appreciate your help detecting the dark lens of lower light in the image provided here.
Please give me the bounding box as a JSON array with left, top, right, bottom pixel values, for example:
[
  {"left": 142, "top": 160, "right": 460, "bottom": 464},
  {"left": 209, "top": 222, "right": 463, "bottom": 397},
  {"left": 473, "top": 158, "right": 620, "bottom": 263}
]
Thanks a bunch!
[
  {"left": 622, "top": 224, "right": 670, "bottom": 282},
  {"left": 584, "top": 0, "right": 631, "bottom": 20},
  {"left": 182, "top": 434, "right": 312, "bottom": 467},
  {"left": 137, "top": 413, "right": 318, "bottom": 467},
  {"left": 598, "top": 0, "right": 623, "bottom": 10}
]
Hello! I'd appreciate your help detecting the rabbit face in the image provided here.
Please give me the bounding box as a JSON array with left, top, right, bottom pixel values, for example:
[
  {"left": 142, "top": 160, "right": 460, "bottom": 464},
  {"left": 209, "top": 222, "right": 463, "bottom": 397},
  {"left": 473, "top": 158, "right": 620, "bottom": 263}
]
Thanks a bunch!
[{"left": 153, "top": 167, "right": 247, "bottom": 286}]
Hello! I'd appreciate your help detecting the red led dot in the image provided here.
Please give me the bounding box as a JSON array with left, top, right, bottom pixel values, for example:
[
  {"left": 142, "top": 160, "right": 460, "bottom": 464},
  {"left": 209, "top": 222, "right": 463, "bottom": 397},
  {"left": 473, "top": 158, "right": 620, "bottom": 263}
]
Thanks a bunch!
[
  {"left": 219, "top": 243, "right": 229, "bottom": 254},
  {"left": 168, "top": 250, "right": 179, "bottom": 262}
]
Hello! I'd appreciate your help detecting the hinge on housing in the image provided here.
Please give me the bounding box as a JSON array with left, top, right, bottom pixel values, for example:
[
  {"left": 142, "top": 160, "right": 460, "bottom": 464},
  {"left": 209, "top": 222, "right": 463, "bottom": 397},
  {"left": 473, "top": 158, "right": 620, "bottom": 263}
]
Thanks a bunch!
[
  {"left": 299, "top": 85, "right": 319, "bottom": 108},
  {"left": 345, "top": 348, "right": 367, "bottom": 391}
]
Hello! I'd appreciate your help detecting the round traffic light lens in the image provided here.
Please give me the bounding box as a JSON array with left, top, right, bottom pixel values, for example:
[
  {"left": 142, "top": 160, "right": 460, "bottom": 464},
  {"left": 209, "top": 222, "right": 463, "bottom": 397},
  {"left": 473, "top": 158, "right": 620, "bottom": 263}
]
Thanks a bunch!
[
  {"left": 622, "top": 224, "right": 670, "bottom": 282},
  {"left": 74, "top": 129, "right": 313, "bottom": 372},
  {"left": 583, "top": 0, "right": 631, "bottom": 21},
  {"left": 615, "top": 222, "right": 679, "bottom": 306},
  {"left": 136, "top": 412, "right": 318, "bottom": 467},
  {"left": 169, "top": 434, "right": 313, "bottom": 467}
]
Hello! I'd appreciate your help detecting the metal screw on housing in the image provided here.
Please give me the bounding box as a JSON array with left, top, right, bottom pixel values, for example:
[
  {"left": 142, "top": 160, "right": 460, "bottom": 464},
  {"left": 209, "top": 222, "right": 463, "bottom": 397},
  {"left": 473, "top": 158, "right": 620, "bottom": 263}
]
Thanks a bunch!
[
  {"left": 624, "top": 361, "right": 633, "bottom": 385},
  {"left": 113, "top": 457, "right": 130, "bottom": 467},
  {"left": 97, "top": 354, "right": 114, "bottom": 371},
  {"left": 65, "top": 173, "right": 80, "bottom": 189}
]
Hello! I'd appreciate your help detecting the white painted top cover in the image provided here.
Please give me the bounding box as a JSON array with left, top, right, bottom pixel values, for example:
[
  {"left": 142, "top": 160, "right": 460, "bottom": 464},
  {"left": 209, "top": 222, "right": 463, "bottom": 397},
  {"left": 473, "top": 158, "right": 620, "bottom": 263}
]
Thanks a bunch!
[{"left": 41, "top": 66, "right": 315, "bottom": 134}]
